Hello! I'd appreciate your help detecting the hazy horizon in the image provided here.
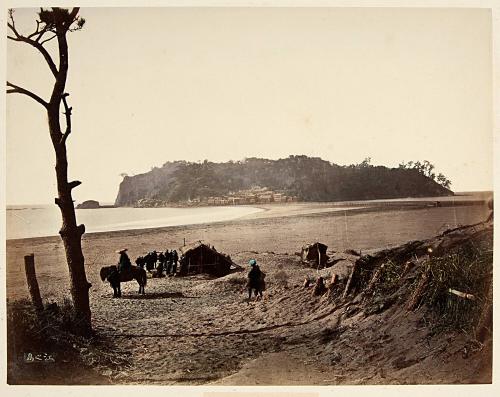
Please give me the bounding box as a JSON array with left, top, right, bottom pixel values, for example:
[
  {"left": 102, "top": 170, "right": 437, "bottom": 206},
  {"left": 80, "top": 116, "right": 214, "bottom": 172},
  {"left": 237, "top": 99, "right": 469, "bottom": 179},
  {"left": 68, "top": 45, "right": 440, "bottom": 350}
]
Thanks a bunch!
[{"left": 6, "top": 7, "right": 493, "bottom": 205}]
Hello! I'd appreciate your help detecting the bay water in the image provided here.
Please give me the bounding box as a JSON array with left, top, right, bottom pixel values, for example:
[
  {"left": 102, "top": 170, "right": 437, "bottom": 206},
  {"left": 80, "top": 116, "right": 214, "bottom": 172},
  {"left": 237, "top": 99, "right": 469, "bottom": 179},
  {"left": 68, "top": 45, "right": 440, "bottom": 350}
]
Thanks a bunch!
[{"left": 6, "top": 205, "right": 264, "bottom": 240}]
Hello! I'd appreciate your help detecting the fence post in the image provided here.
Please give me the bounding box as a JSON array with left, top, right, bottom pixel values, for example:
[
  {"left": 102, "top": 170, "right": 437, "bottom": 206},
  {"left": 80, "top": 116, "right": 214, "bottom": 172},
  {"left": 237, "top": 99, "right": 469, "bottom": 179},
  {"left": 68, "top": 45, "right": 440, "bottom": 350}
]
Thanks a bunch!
[{"left": 24, "top": 254, "right": 43, "bottom": 312}]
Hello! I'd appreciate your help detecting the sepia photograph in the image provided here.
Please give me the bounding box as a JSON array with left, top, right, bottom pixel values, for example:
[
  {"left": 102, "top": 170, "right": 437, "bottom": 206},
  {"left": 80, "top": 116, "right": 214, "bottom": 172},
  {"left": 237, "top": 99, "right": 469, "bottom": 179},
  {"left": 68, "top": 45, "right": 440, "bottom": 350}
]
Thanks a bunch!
[{"left": 3, "top": 0, "right": 497, "bottom": 392}]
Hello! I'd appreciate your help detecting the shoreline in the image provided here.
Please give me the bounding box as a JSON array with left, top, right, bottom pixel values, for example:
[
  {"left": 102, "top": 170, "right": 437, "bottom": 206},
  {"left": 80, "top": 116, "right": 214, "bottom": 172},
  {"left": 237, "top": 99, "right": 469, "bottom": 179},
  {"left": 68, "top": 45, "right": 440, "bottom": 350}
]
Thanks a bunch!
[
  {"left": 3, "top": 203, "right": 437, "bottom": 244},
  {"left": 6, "top": 198, "right": 488, "bottom": 243},
  {"left": 6, "top": 203, "right": 489, "bottom": 301}
]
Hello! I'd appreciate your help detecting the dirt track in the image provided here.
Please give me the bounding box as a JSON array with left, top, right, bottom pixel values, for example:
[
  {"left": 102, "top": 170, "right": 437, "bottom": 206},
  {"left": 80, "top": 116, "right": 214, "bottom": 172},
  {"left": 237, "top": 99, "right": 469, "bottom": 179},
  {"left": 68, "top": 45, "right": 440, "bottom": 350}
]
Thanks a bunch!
[{"left": 6, "top": 204, "right": 492, "bottom": 384}]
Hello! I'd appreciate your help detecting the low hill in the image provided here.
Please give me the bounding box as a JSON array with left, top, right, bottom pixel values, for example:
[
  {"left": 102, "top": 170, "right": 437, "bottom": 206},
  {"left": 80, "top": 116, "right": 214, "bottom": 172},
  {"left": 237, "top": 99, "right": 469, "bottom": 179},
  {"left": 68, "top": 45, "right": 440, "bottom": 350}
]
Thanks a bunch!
[{"left": 115, "top": 156, "right": 453, "bottom": 207}]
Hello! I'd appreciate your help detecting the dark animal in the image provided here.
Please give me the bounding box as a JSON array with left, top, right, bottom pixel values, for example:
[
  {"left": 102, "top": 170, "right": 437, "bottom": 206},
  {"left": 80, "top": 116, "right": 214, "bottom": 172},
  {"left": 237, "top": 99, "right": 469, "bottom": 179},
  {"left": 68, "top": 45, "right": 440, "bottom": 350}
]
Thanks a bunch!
[
  {"left": 100, "top": 265, "right": 147, "bottom": 297},
  {"left": 144, "top": 251, "right": 158, "bottom": 272},
  {"left": 135, "top": 255, "right": 146, "bottom": 269},
  {"left": 101, "top": 266, "right": 121, "bottom": 297}
]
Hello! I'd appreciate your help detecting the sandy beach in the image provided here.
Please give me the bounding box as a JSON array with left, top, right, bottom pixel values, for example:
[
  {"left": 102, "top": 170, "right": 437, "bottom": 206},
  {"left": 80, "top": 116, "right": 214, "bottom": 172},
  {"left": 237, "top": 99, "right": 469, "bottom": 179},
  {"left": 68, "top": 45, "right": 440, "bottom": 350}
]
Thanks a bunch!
[
  {"left": 6, "top": 202, "right": 492, "bottom": 384},
  {"left": 6, "top": 202, "right": 488, "bottom": 300}
]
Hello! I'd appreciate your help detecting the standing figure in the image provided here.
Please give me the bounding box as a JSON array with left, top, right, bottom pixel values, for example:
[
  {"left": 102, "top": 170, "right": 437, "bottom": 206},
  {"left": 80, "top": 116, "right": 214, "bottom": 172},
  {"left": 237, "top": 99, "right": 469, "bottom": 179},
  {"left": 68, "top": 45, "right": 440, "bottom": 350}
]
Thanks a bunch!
[
  {"left": 164, "top": 249, "right": 171, "bottom": 275},
  {"left": 156, "top": 251, "right": 165, "bottom": 277},
  {"left": 172, "top": 249, "right": 179, "bottom": 275},
  {"left": 178, "top": 255, "right": 188, "bottom": 276},
  {"left": 152, "top": 250, "right": 158, "bottom": 268},
  {"left": 247, "top": 259, "right": 264, "bottom": 302}
]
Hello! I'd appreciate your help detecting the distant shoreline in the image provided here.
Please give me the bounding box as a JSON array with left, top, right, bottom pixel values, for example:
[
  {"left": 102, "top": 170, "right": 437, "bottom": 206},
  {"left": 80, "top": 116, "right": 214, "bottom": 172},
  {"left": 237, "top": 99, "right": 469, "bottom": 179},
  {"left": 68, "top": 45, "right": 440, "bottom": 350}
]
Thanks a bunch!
[
  {"left": 6, "top": 202, "right": 490, "bottom": 303},
  {"left": 6, "top": 190, "right": 492, "bottom": 210},
  {"left": 6, "top": 196, "right": 490, "bottom": 244}
]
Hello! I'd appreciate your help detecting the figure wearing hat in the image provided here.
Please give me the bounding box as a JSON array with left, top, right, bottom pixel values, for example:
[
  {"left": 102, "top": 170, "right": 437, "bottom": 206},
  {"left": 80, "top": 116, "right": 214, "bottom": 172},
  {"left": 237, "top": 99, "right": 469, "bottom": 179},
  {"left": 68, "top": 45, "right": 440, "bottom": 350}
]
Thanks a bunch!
[
  {"left": 116, "top": 248, "right": 132, "bottom": 273},
  {"left": 247, "top": 258, "right": 264, "bottom": 301}
]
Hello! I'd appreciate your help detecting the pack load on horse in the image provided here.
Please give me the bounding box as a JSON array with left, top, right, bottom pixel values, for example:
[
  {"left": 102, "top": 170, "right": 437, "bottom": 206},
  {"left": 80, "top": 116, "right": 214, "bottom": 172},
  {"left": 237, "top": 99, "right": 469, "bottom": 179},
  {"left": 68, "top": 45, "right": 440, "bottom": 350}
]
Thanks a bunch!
[
  {"left": 144, "top": 251, "right": 158, "bottom": 272},
  {"left": 135, "top": 255, "right": 146, "bottom": 269}
]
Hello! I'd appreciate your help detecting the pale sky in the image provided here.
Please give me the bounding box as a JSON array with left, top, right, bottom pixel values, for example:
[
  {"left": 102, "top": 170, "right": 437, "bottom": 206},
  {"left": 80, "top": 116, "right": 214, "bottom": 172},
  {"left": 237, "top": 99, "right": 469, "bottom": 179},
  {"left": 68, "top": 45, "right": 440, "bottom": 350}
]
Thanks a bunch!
[{"left": 6, "top": 6, "right": 493, "bottom": 205}]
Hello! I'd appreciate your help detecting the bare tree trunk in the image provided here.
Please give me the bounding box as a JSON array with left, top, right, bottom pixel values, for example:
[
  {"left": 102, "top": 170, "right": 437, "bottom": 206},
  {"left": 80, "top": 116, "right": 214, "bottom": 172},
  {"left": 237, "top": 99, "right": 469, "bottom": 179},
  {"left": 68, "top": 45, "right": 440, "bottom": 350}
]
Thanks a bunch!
[
  {"left": 7, "top": 8, "right": 92, "bottom": 335},
  {"left": 47, "top": 29, "right": 91, "bottom": 335},
  {"left": 24, "top": 254, "right": 44, "bottom": 312}
]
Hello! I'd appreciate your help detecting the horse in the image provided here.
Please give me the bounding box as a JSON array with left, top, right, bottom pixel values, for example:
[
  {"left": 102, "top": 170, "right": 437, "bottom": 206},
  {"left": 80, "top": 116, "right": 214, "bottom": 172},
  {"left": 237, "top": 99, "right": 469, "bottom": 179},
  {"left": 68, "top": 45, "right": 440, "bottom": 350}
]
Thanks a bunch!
[
  {"left": 100, "top": 265, "right": 147, "bottom": 297},
  {"left": 135, "top": 255, "right": 146, "bottom": 269},
  {"left": 144, "top": 251, "right": 158, "bottom": 272}
]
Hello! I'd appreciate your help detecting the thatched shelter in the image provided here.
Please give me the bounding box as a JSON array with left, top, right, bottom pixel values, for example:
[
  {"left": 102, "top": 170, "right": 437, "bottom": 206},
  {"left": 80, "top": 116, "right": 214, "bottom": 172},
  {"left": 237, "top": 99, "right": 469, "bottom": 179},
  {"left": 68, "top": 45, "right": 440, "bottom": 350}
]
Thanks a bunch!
[
  {"left": 301, "top": 242, "right": 329, "bottom": 267},
  {"left": 178, "top": 242, "right": 236, "bottom": 277}
]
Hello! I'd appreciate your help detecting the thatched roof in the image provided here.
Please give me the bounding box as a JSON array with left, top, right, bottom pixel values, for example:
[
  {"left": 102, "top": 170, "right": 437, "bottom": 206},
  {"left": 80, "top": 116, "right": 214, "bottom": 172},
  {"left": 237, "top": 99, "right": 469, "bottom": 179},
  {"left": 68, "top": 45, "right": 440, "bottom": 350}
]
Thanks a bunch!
[
  {"left": 179, "top": 241, "right": 209, "bottom": 256},
  {"left": 179, "top": 241, "right": 228, "bottom": 258},
  {"left": 301, "top": 242, "right": 329, "bottom": 267},
  {"left": 302, "top": 242, "right": 328, "bottom": 252},
  {"left": 178, "top": 241, "right": 239, "bottom": 277}
]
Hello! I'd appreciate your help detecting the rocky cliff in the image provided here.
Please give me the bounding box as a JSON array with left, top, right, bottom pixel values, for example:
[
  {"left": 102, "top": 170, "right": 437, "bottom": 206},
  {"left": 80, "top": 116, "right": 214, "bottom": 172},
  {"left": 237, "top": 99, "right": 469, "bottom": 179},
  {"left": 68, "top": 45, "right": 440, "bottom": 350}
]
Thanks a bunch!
[{"left": 114, "top": 156, "right": 453, "bottom": 207}]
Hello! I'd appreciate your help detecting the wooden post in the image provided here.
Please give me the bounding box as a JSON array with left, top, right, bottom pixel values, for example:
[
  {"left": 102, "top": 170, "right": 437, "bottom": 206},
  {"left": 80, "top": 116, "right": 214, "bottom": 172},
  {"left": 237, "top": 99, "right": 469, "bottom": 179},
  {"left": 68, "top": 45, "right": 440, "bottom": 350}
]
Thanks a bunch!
[
  {"left": 365, "top": 264, "right": 385, "bottom": 293},
  {"left": 327, "top": 274, "right": 338, "bottom": 298},
  {"left": 201, "top": 246, "right": 204, "bottom": 274},
  {"left": 342, "top": 261, "right": 358, "bottom": 299},
  {"left": 317, "top": 245, "right": 321, "bottom": 272},
  {"left": 406, "top": 269, "right": 431, "bottom": 311},
  {"left": 448, "top": 288, "right": 475, "bottom": 300},
  {"left": 24, "top": 254, "right": 43, "bottom": 312}
]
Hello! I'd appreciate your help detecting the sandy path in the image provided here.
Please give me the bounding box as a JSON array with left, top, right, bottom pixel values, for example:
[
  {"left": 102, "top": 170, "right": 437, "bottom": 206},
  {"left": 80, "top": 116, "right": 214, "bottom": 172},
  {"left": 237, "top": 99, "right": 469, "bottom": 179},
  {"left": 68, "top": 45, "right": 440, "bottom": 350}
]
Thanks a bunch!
[{"left": 6, "top": 203, "right": 491, "bottom": 384}]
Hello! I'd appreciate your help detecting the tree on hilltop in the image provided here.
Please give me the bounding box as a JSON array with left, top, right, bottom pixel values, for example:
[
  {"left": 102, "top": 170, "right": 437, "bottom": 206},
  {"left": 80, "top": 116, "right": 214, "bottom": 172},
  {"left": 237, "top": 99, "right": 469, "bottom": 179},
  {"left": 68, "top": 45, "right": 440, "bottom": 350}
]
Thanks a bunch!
[
  {"left": 399, "top": 159, "right": 451, "bottom": 189},
  {"left": 7, "top": 8, "right": 92, "bottom": 335}
]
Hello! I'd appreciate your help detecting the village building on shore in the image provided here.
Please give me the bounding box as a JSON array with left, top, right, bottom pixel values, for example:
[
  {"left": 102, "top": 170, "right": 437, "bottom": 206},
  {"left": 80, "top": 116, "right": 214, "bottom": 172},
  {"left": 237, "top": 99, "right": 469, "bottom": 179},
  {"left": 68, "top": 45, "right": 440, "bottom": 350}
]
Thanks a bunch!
[
  {"left": 205, "top": 187, "right": 298, "bottom": 206},
  {"left": 133, "top": 186, "right": 298, "bottom": 208}
]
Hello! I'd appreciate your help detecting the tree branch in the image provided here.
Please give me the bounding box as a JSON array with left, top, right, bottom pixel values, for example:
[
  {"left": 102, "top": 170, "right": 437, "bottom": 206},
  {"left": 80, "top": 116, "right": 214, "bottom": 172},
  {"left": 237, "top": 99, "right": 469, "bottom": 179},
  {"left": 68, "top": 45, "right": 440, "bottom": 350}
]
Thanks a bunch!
[
  {"left": 8, "top": 9, "right": 16, "bottom": 31},
  {"left": 67, "top": 8, "right": 84, "bottom": 32},
  {"left": 34, "top": 26, "right": 50, "bottom": 43},
  {"left": 60, "top": 93, "right": 72, "bottom": 144},
  {"left": 7, "top": 21, "right": 58, "bottom": 78},
  {"left": 27, "top": 21, "right": 47, "bottom": 41},
  {"left": 39, "top": 34, "right": 57, "bottom": 45},
  {"left": 6, "top": 82, "right": 48, "bottom": 108},
  {"left": 68, "top": 180, "right": 82, "bottom": 190},
  {"left": 68, "top": 8, "right": 80, "bottom": 24},
  {"left": 27, "top": 20, "right": 43, "bottom": 39}
]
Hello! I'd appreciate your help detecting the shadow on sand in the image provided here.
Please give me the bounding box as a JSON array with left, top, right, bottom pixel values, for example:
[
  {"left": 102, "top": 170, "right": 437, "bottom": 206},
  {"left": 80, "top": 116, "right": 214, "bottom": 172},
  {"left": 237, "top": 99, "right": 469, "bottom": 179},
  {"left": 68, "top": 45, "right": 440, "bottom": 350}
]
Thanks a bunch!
[{"left": 120, "top": 291, "right": 192, "bottom": 300}]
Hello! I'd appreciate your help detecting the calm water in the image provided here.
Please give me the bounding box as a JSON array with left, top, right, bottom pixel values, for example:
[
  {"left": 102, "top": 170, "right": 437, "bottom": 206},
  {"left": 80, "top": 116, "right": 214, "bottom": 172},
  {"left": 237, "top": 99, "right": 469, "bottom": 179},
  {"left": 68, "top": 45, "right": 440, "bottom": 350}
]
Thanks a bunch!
[
  {"left": 6, "top": 192, "right": 490, "bottom": 240},
  {"left": 6, "top": 205, "right": 264, "bottom": 240}
]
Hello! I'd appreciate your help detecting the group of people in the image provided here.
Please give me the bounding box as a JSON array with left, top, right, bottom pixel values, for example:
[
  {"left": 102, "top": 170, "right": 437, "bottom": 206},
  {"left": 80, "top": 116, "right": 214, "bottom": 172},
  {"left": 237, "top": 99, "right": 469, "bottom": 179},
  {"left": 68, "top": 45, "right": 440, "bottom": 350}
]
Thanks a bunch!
[
  {"left": 154, "top": 249, "right": 179, "bottom": 276},
  {"left": 117, "top": 248, "right": 266, "bottom": 302},
  {"left": 138, "top": 249, "right": 180, "bottom": 277},
  {"left": 116, "top": 248, "right": 179, "bottom": 277}
]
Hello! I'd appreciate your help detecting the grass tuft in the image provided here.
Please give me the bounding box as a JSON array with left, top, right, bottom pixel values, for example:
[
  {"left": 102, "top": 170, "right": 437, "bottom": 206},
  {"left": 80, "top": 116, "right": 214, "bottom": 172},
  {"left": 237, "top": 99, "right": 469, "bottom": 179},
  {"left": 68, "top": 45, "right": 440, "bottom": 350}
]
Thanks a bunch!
[{"left": 414, "top": 241, "right": 492, "bottom": 332}]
